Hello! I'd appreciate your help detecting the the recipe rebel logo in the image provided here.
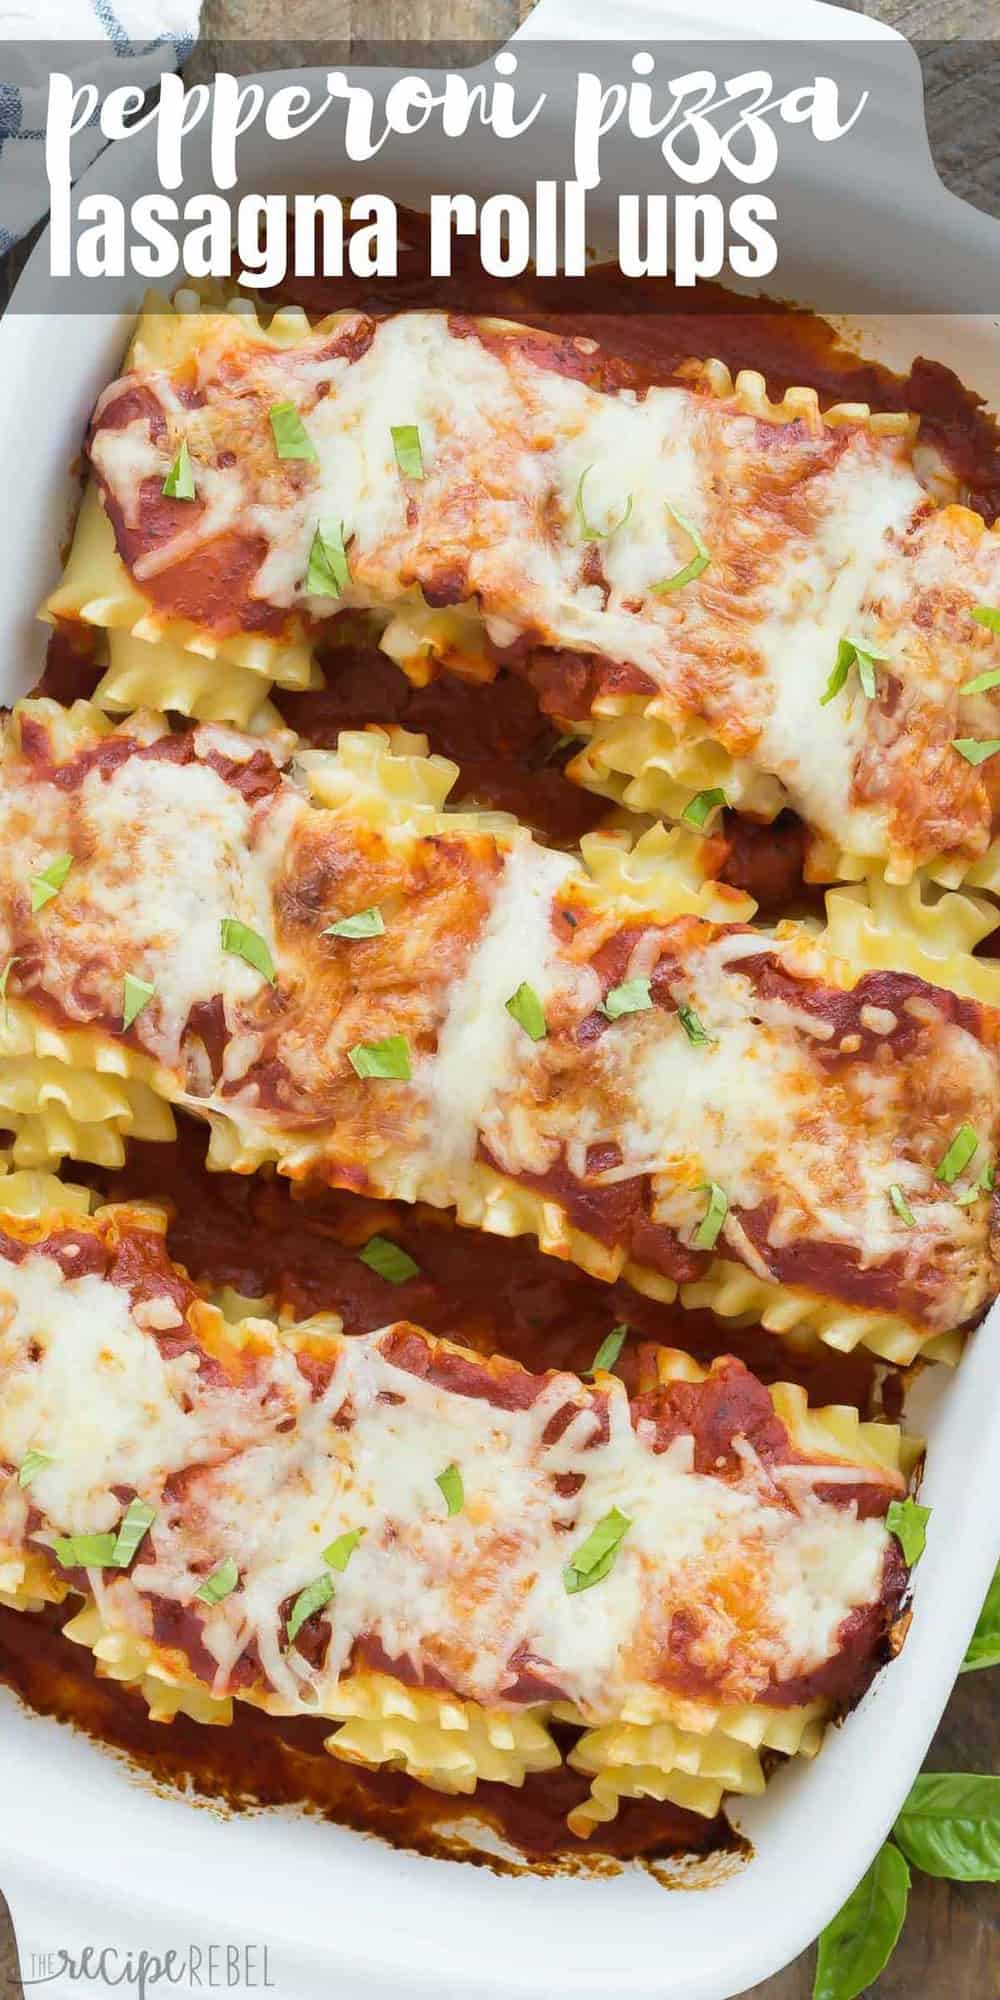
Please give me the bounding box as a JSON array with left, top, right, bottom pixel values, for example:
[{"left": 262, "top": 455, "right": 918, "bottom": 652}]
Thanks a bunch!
[
  {"left": 41, "top": 46, "right": 869, "bottom": 291},
  {"left": 22, "top": 1942, "right": 277, "bottom": 1999}
]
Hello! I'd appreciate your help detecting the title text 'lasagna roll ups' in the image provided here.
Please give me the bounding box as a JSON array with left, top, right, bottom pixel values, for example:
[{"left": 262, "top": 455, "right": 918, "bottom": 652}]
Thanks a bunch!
[
  {"left": 0, "top": 700, "right": 998, "bottom": 1367},
  {"left": 0, "top": 1199, "right": 915, "bottom": 1830},
  {"left": 45, "top": 297, "right": 1000, "bottom": 888}
]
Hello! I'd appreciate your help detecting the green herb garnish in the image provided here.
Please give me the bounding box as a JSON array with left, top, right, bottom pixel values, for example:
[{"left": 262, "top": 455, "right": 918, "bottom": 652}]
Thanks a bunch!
[
  {"left": 391, "top": 425, "right": 424, "bottom": 479},
  {"left": 323, "top": 1528, "right": 364, "bottom": 1572},
  {"left": 505, "top": 982, "right": 547, "bottom": 1042},
  {"left": 886, "top": 1496, "right": 931, "bottom": 1567},
  {"left": 586, "top": 1325, "right": 628, "bottom": 1377},
  {"left": 936, "top": 1125, "right": 979, "bottom": 1185},
  {"left": 219, "top": 918, "right": 276, "bottom": 986},
  {"left": 436, "top": 1464, "right": 464, "bottom": 1516},
  {"left": 30, "top": 854, "right": 72, "bottom": 913},
  {"left": 286, "top": 1573, "right": 334, "bottom": 1647},
  {"left": 564, "top": 1508, "right": 631, "bottom": 1594},
  {"left": 306, "top": 520, "right": 350, "bottom": 598},
  {"left": 574, "top": 465, "right": 633, "bottom": 543},
  {"left": 654, "top": 504, "right": 710, "bottom": 593},
  {"left": 122, "top": 973, "right": 155, "bottom": 1032},
  {"left": 162, "top": 441, "right": 196, "bottom": 500},
  {"left": 113, "top": 1499, "right": 156, "bottom": 1569},
  {"left": 196, "top": 1557, "right": 240, "bottom": 1605},
  {"left": 347, "top": 1035, "right": 412, "bottom": 1081},
  {"left": 601, "top": 977, "right": 652, "bottom": 1021},
  {"left": 324, "top": 906, "right": 384, "bottom": 940},
  {"left": 681, "top": 788, "right": 728, "bottom": 829},
  {"left": 269, "top": 402, "right": 318, "bottom": 462},
  {"left": 358, "top": 1235, "right": 419, "bottom": 1285},
  {"left": 693, "top": 1181, "right": 728, "bottom": 1251}
]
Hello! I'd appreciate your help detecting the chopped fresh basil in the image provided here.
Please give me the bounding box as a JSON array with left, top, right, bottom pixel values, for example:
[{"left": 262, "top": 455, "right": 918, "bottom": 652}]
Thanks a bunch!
[
  {"left": 505, "top": 982, "right": 547, "bottom": 1042},
  {"left": 936, "top": 1124, "right": 979, "bottom": 1185},
  {"left": 286, "top": 1572, "right": 334, "bottom": 1647},
  {"left": 952, "top": 737, "right": 1000, "bottom": 765},
  {"left": 162, "top": 440, "right": 196, "bottom": 500},
  {"left": 962, "top": 666, "right": 1000, "bottom": 697},
  {"left": 391, "top": 424, "right": 424, "bottom": 479},
  {"left": 219, "top": 918, "right": 276, "bottom": 986},
  {"left": 962, "top": 1562, "right": 1000, "bottom": 1674},
  {"left": 971, "top": 605, "right": 1000, "bottom": 635},
  {"left": 955, "top": 1159, "right": 994, "bottom": 1206},
  {"left": 122, "top": 973, "right": 155, "bottom": 1033},
  {"left": 601, "top": 977, "right": 652, "bottom": 1021},
  {"left": 889, "top": 1183, "right": 916, "bottom": 1227},
  {"left": 436, "top": 1463, "right": 464, "bottom": 1516},
  {"left": 306, "top": 520, "right": 350, "bottom": 598},
  {"left": 323, "top": 1528, "right": 364, "bottom": 1572},
  {"left": 574, "top": 465, "right": 633, "bottom": 543},
  {"left": 654, "top": 503, "right": 710, "bottom": 593},
  {"left": 813, "top": 1843, "right": 910, "bottom": 2000},
  {"left": 269, "top": 401, "right": 318, "bottom": 462},
  {"left": 681, "top": 788, "right": 728, "bottom": 829},
  {"left": 893, "top": 1773, "right": 1000, "bottom": 1882},
  {"left": 587, "top": 1324, "right": 628, "bottom": 1377},
  {"left": 30, "top": 854, "right": 72, "bottom": 913},
  {"left": 196, "top": 1557, "right": 240, "bottom": 1605},
  {"left": 347, "top": 1034, "right": 412, "bottom": 1081},
  {"left": 358, "top": 1235, "right": 419, "bottom": 1285},
  {"left": 113, "top": 1499, "right": 156, "bottom": 1569},
  {"left": 564, "top": 1507, "right": 631, "bottom": 1595},
  {"left": 820, "top": 636, "right": 888, "bottom": 707},
  {"left": 324, "top": 906, "right": 385, "bottom": 940},
  {"left": 17, "top": 1449, "right": 53, "bottom": 1489},
  {"left": 693, "top": 1181, "right": 728, "bottom": 1252},
  {"left": 677, "top": 1004, "right": 712, "bottom": 1046},
  {"left": 885, "top": 1496, "right": 931, "bottom": 1567},
  {"left": 53, "top": 1532, "right": 117, "bottom": 1570}
]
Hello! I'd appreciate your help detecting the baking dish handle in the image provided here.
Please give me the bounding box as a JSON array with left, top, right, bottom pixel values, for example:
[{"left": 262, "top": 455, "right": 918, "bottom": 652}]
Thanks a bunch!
[{"left": 512, "top": 0, "right": 904, "bottom": 43}]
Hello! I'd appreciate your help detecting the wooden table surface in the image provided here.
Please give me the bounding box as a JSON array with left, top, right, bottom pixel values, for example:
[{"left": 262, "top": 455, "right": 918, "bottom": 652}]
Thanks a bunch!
[{"left": 0, "top": 2, "right": 996, "bottom": 1994}]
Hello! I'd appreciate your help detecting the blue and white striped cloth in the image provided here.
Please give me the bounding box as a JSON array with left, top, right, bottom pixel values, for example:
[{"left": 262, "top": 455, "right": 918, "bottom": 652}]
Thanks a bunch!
[{"left": 0, "top": 3, "right": 199, "bottom": 252}]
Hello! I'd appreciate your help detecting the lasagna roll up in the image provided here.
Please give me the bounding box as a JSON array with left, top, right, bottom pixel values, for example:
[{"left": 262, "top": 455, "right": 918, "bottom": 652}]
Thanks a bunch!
[
  {"left": 0, "top": 1198, "right": 916, "bottom": 1832},
  {"left": 46, "top": 296, "right": 1000, "bottom": 889},
  {"left": 0, "top": 700, "right": 997, "bottom": 1367}
]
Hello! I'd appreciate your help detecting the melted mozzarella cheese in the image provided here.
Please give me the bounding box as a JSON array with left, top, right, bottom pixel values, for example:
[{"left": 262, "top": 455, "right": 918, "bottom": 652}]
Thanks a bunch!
[
  {"left": 0, "top": 1240, "right": 897, "bottom": 1718},
  {"left": 83, "top": 306, "right": 1000, "bottom": 871}
]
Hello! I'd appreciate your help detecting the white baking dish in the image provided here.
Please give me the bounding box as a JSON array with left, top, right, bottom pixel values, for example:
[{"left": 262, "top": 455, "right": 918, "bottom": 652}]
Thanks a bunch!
[{"left": 1, "top": 3, "right": 998, "bottom": 1994}]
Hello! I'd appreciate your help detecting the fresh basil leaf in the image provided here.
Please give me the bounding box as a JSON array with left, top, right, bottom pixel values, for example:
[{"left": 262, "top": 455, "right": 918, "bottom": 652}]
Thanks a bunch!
[
  {"left": 574, "top": 465, "right": 633, "bottom": 543},
  {"left": 324, "top": 906, "right": 384, "bottom": 940},
  {"left": 885, "top": 1496, "right": 931, "bottom": 1567},
  {"left": 953, "top": 737, "right": 1000, "bottom": 766},
  {"left": 286, "top": 1572, "right": 334, "bottom": 1647},
  {"left": 113, "top": 1499, "right": 155, "bottom": 1569},
  {"left": 306, "top": 520, "right": 350, "bottom": 598},
  {"left": 564, "top": 1507, "right": 631, "bottom": 1594},
  {"left": 586, "top": 1324, "right": 628, "bottom": 1377},
  {"left": 601, "top": 977, "right": 652, "bottom": 1021},
  {"left": 391, "top": 424, "right": 424, "bottom": 479},
  {"left": 31, "top": 854, "right": 72, "bottom": 913},
  {"left": 812, "top": 1843, "right": 910, "bottom": 2000},
  {"left": 162, "top": 441, "right": 196, "bottom": 500},
  {"left": 962, "top": 666, "right": 1000, "bottom": 697},
  {"left": 893, "top": 1773, "right": 1000, "bottom": 1881},
  {"left": 889, "top": 1183, "right": 916, "bottom": 1227},
  {"left": 971, "top": 605, "right": 1000, "bottom": 635},
  {"left": 323, "top": 1528, "right": 364, "bottom": 1572},
  {"left": 196, "top": 1557, "right": 240, "bottom": 1605},
  {"left": 347, "top": 1034, "right": 412, "bottom": 1081},
  {"left": 936, "top": 1124, "right": 979, "bottom": 1185},
  {"left": 269, "top": 402, "right": 318, "bottom": 462},
  {"left": 505, "top": 982, "right": 547, "bottom": 1042},
  {"left": 962, "top": 1563, "right": 1000, "bottom": 1674},
  {"left": 358, "top": 1235, "right": 419, "bottom": 1285},
  {"left": 693, "top": 1181, "right": 728, "bottom": 1252},
  {"left": 681, "top": 788, "right": 727, "bottom": 829},
  {"left": 654, "top": 503, "right": 710, "bottom": 592},
  {"left": 436, "top": 1463, "right": 464, "bottom": 1516},
  {"left": 122, "top": 973, "right": 155, "bottom": 1032},
  {"left": 53, "top": 1532, "right": 117, "bottom": 1570},
  {"left": 17, "top": 1449, "right": 53, "bottom": 1489},
  {"left": 677, "top": 1004, "right": 712, "bottom": 1046},
  {"left": 820, "top": 636, "right": 889, "bottom": 707},
  {"left": 219, "top": 918, "right": 276, "bottom": 986}
]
